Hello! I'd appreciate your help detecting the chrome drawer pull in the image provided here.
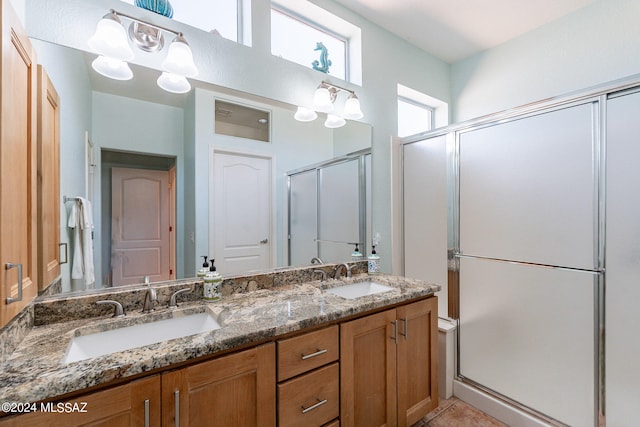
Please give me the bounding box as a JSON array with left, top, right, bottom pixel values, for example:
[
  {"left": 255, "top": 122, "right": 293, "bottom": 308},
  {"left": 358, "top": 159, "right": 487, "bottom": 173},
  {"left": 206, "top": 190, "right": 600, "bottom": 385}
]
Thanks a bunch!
[
  {"left": 301, "top": 348, "right": 328, "bottom": 360},
  {"left": 301, "top": 398, "right": 327, "bottom": 414},
  {"left": 144, "top": 399, "right": 150, "bottom": 427},
  {"left": 174, "top": 390, "right": 180, "bottom": 427},
  {"left": 5, "top": 263, "right": 23, "bottom": 304}
]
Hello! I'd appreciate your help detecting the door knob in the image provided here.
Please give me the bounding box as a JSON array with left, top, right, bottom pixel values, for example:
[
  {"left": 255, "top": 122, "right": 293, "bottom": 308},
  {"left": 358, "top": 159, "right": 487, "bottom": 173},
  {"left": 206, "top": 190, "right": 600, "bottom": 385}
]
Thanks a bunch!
[{"left": 260, "top": 238, "right": 268, "bottom": 244}]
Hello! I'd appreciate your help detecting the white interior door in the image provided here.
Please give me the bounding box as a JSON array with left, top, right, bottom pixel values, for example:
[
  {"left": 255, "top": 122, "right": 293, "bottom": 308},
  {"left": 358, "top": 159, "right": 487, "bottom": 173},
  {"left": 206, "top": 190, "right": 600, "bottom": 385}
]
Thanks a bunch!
[
  {"left": 213, "top": 152, "right": 271, "bottom": 274},
  {"left": 111, "top": 167, "right": 171, "bottom": 286}
]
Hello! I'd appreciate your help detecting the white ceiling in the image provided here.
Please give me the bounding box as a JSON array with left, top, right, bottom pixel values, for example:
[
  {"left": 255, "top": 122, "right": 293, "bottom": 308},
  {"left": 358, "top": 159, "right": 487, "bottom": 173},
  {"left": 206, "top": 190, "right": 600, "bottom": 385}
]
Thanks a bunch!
[{"left": 331, "top": 0, "right": 598, "bottom": 63}]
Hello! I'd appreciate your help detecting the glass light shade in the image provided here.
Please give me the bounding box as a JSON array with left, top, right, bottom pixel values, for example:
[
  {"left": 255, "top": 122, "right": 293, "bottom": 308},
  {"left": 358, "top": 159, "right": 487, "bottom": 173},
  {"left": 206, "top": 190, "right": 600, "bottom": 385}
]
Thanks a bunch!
[
  {"left": 88, "top": 13, "right": 134, "bottom": 61},
  {"left": 343, "top": 94, "right": 364, "bottom": 120},
  {"left": 91, "top": 56, "right": 133, "bottom": 80},
  {"left": 157, "top": 72, "right": 191, "bottom": 93},
  {"left": 161, "top": 35, "right": 198, "bottom": 77},
  {"left": 313, "top": 86, "right": 334, "bottom": 113},
  {"left": 324, "top": 114, "right": 346, "bottom": 129},
  {"left": 294, "top": 106, "right": 318, "bottom": 122}
]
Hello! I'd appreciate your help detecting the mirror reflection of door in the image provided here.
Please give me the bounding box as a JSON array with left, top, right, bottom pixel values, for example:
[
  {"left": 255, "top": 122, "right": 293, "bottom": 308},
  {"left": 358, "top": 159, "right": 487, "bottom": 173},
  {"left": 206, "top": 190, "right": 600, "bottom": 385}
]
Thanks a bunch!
[
  {"left": 111, "top": 167, "right": 175, "bottom": 286},
  {"left": 212, "top": 152, "right": 272, "bottom": 274}
]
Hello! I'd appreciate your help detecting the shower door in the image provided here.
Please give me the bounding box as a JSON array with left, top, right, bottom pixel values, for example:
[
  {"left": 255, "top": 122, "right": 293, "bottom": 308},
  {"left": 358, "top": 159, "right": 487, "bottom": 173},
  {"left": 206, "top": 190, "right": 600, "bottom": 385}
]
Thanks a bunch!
[{"left": 456, "top": 101, "right": 601, "bottom": 427}]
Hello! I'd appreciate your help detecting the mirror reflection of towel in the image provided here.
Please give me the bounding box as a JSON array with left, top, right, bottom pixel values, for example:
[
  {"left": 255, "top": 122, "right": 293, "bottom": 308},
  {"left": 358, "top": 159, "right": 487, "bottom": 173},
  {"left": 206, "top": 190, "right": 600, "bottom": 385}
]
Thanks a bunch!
[{"left": 68, "top": 197, "right": 95, "bottom": 286}]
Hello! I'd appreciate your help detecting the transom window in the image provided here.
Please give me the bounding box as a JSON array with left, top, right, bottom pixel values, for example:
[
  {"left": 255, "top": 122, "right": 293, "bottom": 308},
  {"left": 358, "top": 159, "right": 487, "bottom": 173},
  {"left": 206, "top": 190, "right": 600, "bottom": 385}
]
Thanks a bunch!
[
  {"left": 270, "top": 0, "right": 362, "bottom": 84},
  {"left": 397, "top": 83, "right": 448, "bottom": 137},
  {"left": 271, "top": 6, "right": 346, "bottom": 80},
  {"left": 398, "top": 97, "right": 434, "bottom": 137}
]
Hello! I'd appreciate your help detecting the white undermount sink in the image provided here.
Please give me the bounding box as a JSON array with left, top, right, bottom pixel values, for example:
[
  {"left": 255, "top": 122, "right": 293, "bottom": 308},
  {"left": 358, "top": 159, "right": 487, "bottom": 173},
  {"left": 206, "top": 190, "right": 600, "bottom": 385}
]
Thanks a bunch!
[
  {"left": 63, "top": 311, "right": 221, "bottom": 364},
  {"left": 326, "top": 281, "right": 394, "bottom": 299}
]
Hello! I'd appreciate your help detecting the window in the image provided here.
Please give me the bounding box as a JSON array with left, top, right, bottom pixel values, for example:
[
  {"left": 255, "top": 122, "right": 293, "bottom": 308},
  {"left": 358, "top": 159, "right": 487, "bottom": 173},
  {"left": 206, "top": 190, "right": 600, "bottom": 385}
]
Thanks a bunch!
[
  {"left": 270, "top": 0, "right": 362, "bottom": 84},
  {"left": 397, "top": 84, "right": 448, "bottom": 137},
  {"left": 121, "top": 0, "right": 250, "bottom": 44},
  {"left": 271, "top": 7, "right": 346, "bottom": 80},
  {"left": 398, "top": 98, "right": 434, "bottom": 137}
]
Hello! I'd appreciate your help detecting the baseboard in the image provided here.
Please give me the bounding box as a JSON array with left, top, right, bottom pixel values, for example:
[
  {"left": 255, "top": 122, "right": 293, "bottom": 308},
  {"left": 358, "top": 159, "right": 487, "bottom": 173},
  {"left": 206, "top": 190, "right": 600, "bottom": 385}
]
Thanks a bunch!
[{"left": 453, "top": 380, "right": 552, "bottom": 427}]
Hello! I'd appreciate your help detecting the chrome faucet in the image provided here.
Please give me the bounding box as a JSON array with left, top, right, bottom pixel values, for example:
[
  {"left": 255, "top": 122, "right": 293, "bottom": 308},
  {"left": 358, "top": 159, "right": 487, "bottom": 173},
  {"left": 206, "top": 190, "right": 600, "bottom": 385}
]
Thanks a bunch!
[
  {"left": 313, "top": 269, "right": 328, "bottom": 281},
  {"left": 168, "top": 287, "right": 191, "bottom": 309},
  {"left": 142, "top": 284, "right": 157, "bottom": 313},
  {"left": 96, "top": 300, "right": 125, "bottom": 317},
  {"left": 311, "top": 257, "right": 324, "bottom": 265},
  {"left": 334, "top": 263, "right": 352, "bottom": 280}
]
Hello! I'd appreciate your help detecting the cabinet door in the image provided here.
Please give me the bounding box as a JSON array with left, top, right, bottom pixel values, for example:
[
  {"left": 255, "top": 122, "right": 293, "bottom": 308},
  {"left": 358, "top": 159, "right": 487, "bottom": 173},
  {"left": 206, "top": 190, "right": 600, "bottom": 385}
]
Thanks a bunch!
[
  {"left": 0, "top": 0, "right": 38, "bottom": 327},
  {"left": 0, "top": 375, "right": 160, "bottom": 427},
  {"left": 396, "top": 298, "right": 438, "bottom": 427},
  {"left": 37, "top": 65, "right": 61, "bottom": 291},
  {"left": 340, "top": 309, "right": 397, "bottom": 427},
  {"left": 162, "top": 343, "right": 276, "bottom": 427}
]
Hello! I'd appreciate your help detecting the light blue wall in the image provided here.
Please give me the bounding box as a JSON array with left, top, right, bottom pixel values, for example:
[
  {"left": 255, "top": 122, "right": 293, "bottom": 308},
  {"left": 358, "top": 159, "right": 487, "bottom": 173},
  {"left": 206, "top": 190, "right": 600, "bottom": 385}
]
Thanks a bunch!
[{"left": 451, "top": 0, "right": 640, "bottom": 122}]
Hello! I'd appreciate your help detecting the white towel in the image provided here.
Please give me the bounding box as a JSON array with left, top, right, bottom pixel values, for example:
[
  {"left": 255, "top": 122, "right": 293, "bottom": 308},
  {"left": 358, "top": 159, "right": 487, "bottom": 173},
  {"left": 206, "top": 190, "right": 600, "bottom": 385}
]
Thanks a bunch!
[{"left": 68, "top": 197, "right": 95, "bottom": 286}]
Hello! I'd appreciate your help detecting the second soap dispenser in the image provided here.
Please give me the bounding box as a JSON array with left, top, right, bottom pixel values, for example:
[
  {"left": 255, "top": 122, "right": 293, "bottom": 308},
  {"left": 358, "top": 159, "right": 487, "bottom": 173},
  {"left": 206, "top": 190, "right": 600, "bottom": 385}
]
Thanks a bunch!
[{"left": 203, "top": 259, "right": 222, "bottom": 301}]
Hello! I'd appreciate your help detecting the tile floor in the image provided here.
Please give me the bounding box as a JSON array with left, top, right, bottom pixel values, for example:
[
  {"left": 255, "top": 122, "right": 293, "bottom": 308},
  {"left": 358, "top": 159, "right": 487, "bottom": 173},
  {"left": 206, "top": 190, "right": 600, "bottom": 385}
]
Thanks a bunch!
[{"left": 412, "top": 397, "right": 508, "bottom": 427}]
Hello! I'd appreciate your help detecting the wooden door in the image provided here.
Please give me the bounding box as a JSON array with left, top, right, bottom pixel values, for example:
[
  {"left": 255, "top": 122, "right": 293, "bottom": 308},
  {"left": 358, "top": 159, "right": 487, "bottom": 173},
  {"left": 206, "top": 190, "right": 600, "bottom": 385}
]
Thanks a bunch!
[
  {"left": 0, "top": 375, "right": 160, "bottom": 426},
  {"left": 396, "top": 298, "right": 439, "bottom": 427},
  {"left": 37, "top": 65, "right": 61, "bottom": 292},
  {"left": 341, "top": 309, "right": 397, "bottom": 427},
  {"left": 213, "top": 152, "right": 271, "bottom": 274},
  {"left": 162, "top": 343, "right": 276, "bottom": 427},
  {"left": 111, "top": 167, "right": 172, "bottom": 286},
  {"left": 0, "top": 0, "right": 38, "bottom": 327}
]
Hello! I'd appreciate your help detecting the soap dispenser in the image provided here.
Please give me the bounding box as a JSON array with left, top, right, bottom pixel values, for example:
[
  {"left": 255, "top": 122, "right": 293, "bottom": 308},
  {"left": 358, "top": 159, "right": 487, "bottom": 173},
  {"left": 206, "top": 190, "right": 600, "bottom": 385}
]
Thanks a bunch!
[
  {"left": 351, "top": 243, "right": 363, "bottom": 262},
  {"left": 203, "top": 259, "right": 222, "bottom": 301},
  {"left": 368, "top": 245, "right": 381, "bottom": 274},
  {"left": 197, "top": 256, "right": 209, "bottom": 278}
]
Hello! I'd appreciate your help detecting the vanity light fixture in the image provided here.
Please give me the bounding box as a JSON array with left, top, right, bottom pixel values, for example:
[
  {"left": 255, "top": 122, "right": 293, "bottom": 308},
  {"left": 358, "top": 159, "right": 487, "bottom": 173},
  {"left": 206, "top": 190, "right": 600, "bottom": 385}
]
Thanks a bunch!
[
  {"left": 295, "top": 80, "right": 364, "bottom": 128},
  {"left": 88, "top": 9, "right": 199, "bottom": 92}
]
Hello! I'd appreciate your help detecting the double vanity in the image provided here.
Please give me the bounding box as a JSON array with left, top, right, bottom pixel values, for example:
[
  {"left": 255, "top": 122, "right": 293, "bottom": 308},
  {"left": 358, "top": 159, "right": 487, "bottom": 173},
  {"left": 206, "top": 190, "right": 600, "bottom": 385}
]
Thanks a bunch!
[{"left": 0, "top": 263, "right": 439, "bottom": 426}]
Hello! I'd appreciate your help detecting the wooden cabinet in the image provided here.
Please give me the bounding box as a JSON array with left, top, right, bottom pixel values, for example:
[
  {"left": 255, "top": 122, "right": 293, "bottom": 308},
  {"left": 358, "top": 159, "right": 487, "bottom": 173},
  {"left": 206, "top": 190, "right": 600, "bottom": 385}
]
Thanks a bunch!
[
  {"left": 340, "top": 298, "right": 438, "bottom": 427},
  {"left": 0, "top": 375, "right": 160, "bottom": 427},
  {"left": 277, "top": 325, "right": 340, "bottom": 426},
  {"left": 36, "top": 65, "right": 61, "bottom": 292},
  {"left": 396, "top": 298, "right": 439, "bottom": 426},
  {"left": 162, "top": 343, "right": 276, "bottom": 427},
  {"left": 0, "top": 0, "right": 39, "bottom": 327},
  {"left": 278, "top": 363, "right": 339, "bottom": 427}
]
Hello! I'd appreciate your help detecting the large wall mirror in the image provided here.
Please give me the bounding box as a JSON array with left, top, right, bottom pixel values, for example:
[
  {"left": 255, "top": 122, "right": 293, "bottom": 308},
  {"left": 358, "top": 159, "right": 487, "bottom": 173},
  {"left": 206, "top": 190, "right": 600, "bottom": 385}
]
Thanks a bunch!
[{"left": 31, "top": 38, "right": 372, "bottom": 297}]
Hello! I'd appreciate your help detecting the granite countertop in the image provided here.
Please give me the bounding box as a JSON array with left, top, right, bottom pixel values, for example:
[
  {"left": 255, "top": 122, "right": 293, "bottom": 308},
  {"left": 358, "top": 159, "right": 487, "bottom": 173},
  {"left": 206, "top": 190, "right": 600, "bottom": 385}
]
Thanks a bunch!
[{"left": 0, "top": 274, "right": 439, "bottom": 404}]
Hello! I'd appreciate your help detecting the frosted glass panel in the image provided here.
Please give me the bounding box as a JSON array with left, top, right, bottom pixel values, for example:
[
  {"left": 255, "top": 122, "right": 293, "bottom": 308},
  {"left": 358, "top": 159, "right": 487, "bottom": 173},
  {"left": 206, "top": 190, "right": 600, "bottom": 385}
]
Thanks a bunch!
[
  {"left": 403, "top": 136, "right": 448, "bottom": 316},
  {"left": 289, "top": 171, "right": 317, "bottom": 266},
  {"left": 319, "top": 159, "right": 360, "bottom": 262},
  {"left": 605, "top": 90, "right": 640, "bottom": 425},
  {"left": 459, "top": 103, "right": 595, "bottom": 269},
  {"left": 459, "top": 257, "right": 595, "bottom": 426}
]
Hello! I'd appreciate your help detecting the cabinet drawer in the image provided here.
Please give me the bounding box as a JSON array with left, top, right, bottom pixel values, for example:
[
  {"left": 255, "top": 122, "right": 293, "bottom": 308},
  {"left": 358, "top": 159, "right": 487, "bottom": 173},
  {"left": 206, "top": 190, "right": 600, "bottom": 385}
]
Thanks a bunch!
[
  {"left": 278, "top": 325, "right": 338, "bottom": 381},
  {"left": 278, "top": 363, "right": 339, "bottom": 427}
]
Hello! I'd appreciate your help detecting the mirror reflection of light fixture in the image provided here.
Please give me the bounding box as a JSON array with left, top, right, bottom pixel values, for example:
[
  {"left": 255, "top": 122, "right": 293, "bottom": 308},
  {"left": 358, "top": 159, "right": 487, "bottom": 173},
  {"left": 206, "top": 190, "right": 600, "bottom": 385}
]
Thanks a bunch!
[
  {"left": 88, "top": 9, "right": 199, "bottom": 94},
  {"left": 296, "top": 80, "right": 364, "bottom": 128},
  {"left": 325, "top": 114, "right": 346, "bottom": 129},
  {"left": 91, "top": 56, "right": 134, "bottom": 80},
  {"left": 294, "top": 106, "right": 318, "bottom": 122},
  {"left": 157, "top": 72, "right": 191, "bottom": 93}
]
